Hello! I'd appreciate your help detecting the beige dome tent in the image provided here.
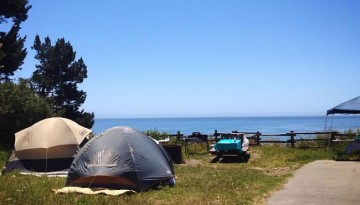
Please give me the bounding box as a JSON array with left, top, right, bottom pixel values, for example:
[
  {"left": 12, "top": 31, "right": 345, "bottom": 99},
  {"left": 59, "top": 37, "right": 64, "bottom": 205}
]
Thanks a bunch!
[{"left": 2, "top": 117, "right": 92, "bottom": 174}]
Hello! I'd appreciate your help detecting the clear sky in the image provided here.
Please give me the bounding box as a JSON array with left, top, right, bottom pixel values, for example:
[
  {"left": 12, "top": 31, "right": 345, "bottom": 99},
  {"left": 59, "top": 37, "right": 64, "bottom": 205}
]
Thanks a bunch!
[{"left": 10, "top": 0, "right": 360, "bottom": 118}]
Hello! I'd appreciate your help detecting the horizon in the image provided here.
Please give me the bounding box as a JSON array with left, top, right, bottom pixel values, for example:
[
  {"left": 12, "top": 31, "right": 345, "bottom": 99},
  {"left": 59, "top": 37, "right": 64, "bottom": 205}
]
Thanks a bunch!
[{"left": 94, "top": 114, "right": 358, "bottom": 120}]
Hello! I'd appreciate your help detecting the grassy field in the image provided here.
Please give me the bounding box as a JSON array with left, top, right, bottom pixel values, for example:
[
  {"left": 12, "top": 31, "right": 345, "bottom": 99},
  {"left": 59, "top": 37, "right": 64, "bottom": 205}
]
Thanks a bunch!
[{"left": 0, "top": 145, "right": 332, "bottom": 205}]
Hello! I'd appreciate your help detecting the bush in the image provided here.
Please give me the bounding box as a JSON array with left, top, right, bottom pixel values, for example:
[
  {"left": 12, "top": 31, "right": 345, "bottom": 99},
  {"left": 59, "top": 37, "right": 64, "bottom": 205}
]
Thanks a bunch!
[
  {"left": 145, "top": 129, "right": 169, "bottom": 141},
  {"left": 0, "top": 80, "right": 54, "bottom": 149}
]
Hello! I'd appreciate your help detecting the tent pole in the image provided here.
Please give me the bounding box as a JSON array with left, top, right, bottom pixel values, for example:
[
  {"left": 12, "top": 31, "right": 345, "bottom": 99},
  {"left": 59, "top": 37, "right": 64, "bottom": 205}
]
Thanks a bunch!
[
  {"left": 324, "top": 115, "right": 328, "bottom": 131},
  {"left": 324, "top": 114, "right": 328, "bottom": 148},
  {"left": 325, "top": 115, "right": 331, "bottom": 149},
  {"left": 326, "top": 114, "right": 335, "bottom": 149},
  {"left": 46, "top": 148, "right": 48, "bottom": 173}
]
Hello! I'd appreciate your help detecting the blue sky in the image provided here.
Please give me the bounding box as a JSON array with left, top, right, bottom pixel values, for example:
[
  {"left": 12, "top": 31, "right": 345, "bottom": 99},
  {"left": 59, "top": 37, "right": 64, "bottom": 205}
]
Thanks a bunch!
[{"left": 10, "top": 0, "right": 360, "bottom": 118}]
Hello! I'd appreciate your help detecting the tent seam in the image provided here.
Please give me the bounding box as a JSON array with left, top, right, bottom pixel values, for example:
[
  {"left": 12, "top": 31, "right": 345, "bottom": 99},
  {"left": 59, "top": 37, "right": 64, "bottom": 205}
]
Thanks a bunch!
[{"left": 123, "top": 130, "right": 141, "bottom": 191}]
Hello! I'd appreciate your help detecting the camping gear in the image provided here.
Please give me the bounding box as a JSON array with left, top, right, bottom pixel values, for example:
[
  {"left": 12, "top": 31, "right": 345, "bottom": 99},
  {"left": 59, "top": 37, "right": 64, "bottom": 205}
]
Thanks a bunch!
[
  {"left": 2, "top": 117, "right": 91, "bottom": 174},
  {"left": 211, "top": 133, "right": 250, "bottom": 162},
  {"left": 163, "top": 144, "right": 183, "bottom": 164},
  {"left": 325, "top": 97, "right": 360, "bottom": 160},
  {"left": 325, "top": 96, "right": 360, "bottom": 131},
  {"left": 65, "top": 126, "right": 175, "bottom": 192},
  {"left": 215, "top": 139, "right": 242, "bottom": 152},
  {"left": 53, "top": 187, "right": 135, "bottom": 195},
  {"left": 345, "top": 140, "right": 360, "bottom": 155}
]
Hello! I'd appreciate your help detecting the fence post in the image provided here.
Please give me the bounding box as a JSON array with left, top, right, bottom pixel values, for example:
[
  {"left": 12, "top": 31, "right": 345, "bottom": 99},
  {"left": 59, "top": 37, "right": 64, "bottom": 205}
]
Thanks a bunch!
[
  {"left": 176, "top": 131, "right": 182, "bottom": 144},
  {"left": 214, "top": 130, "right": 218, "bottom": 142},
  {"left": 256, "top": 131, "right": 261, "bottom": 145},
  {"left": 330, "top": 131, "right": 337, "bottom": 147},
  {"left": 330, "top": 131, "right": 336, "bottom": 141},
  {"left": 289, "top": 130, "right": 296, "bottom": 148}
]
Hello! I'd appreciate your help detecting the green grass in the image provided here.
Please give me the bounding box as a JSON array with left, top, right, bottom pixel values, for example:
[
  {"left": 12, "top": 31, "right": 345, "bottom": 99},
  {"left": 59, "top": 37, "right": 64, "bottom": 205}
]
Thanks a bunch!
[
  {"left": 0, "top": 150, "right": 8, "bottom": 170},
  {"left": 0, "top": 146, "right": 332, "bottom": 205}
]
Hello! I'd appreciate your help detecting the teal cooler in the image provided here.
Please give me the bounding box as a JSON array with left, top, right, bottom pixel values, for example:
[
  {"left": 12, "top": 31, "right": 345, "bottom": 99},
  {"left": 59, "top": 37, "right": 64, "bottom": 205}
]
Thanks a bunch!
[{"left": 215, "top": 139, "right": 242, "bottom": 153}]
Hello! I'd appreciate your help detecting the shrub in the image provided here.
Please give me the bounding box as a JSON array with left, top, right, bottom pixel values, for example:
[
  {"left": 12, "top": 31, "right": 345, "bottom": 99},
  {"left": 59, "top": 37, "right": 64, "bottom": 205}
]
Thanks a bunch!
[
  {"left": 145, "top": 129, "right": 169, "bottom": 141},
  {"left": 0, "top": 80, "right": 54, "bottom": 149}
]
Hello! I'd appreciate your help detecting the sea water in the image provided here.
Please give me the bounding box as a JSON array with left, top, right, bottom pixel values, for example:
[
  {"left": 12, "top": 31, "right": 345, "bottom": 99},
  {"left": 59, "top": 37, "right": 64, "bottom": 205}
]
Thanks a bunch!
[{"left": 93, "top": 116, "right": 360, "bottom": 139}]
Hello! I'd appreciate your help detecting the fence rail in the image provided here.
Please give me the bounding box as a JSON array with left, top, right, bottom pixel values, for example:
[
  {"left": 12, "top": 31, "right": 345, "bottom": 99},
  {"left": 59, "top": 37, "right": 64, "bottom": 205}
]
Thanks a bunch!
[{"left": 166, "top": 130, "right": 355, "bottom": 152}]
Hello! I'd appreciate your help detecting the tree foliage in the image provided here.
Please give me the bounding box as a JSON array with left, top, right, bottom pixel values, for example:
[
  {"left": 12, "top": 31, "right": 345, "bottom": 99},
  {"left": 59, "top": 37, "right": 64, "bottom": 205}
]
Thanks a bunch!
[
  {"left": 0, "top": 24, "right": 27, "bottom": 81},
  {"left": 30, "top": 35, "right": 94, "bottom": 128},
  {"left": 0, "top": 0, "right": 31, "bottom": 24},
  {"left": 0, "top": 80, "right": 54, "bottom": 149},
  {"left": 0, "top": 0, "right": 31, "bottom": 82},
  {"left": 0, "top": 1, "right": 95, "bottom": 148}
]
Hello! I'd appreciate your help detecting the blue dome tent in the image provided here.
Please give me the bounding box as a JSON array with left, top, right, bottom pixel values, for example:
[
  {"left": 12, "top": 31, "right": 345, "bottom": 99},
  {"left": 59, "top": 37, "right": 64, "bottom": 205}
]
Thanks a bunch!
[{"left": 65, "top": 126, "right": 175, "bottom": 192}]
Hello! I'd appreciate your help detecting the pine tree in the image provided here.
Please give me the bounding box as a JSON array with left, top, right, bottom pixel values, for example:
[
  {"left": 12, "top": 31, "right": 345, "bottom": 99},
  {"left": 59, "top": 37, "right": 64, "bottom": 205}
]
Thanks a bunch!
[
  {"left": 0, "top": 0, "right": 31, "bottom": 23},
  {"left": 31, "top": 35, "right": 94, "bottom": 128},
  {"left": 0, "top": 24, "right": 27, "bottom": 81},
  {"left": 0, "top": 0, "right": 31, "bottom": 81}
]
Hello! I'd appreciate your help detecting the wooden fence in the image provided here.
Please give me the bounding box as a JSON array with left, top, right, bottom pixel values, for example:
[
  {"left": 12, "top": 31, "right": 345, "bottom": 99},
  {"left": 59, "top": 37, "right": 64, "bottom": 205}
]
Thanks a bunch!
[{"left": 167, "top": 130, "right": 355, "bottom": 154}]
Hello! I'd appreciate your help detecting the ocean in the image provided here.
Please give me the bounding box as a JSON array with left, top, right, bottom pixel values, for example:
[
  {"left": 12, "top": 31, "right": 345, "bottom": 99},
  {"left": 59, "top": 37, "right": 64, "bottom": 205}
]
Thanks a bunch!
[{"left": 93, "top": 116, "right": 360, "bottom": 139}]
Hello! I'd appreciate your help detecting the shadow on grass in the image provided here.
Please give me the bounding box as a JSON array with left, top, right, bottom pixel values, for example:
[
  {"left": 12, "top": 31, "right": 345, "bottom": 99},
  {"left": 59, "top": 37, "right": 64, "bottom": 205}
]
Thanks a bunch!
[
  {"left": 333, "top": 156, "right": 360, "bottom": 161},
  {"left": 210, "top": 154, "right": 250, "bottom": 163}
]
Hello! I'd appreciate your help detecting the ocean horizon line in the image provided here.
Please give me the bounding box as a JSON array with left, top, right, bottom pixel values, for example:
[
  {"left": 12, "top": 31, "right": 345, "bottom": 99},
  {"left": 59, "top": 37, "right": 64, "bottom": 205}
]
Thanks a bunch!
[{"left": 94, "top": 115, "right": 334, "bottom": 120}]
